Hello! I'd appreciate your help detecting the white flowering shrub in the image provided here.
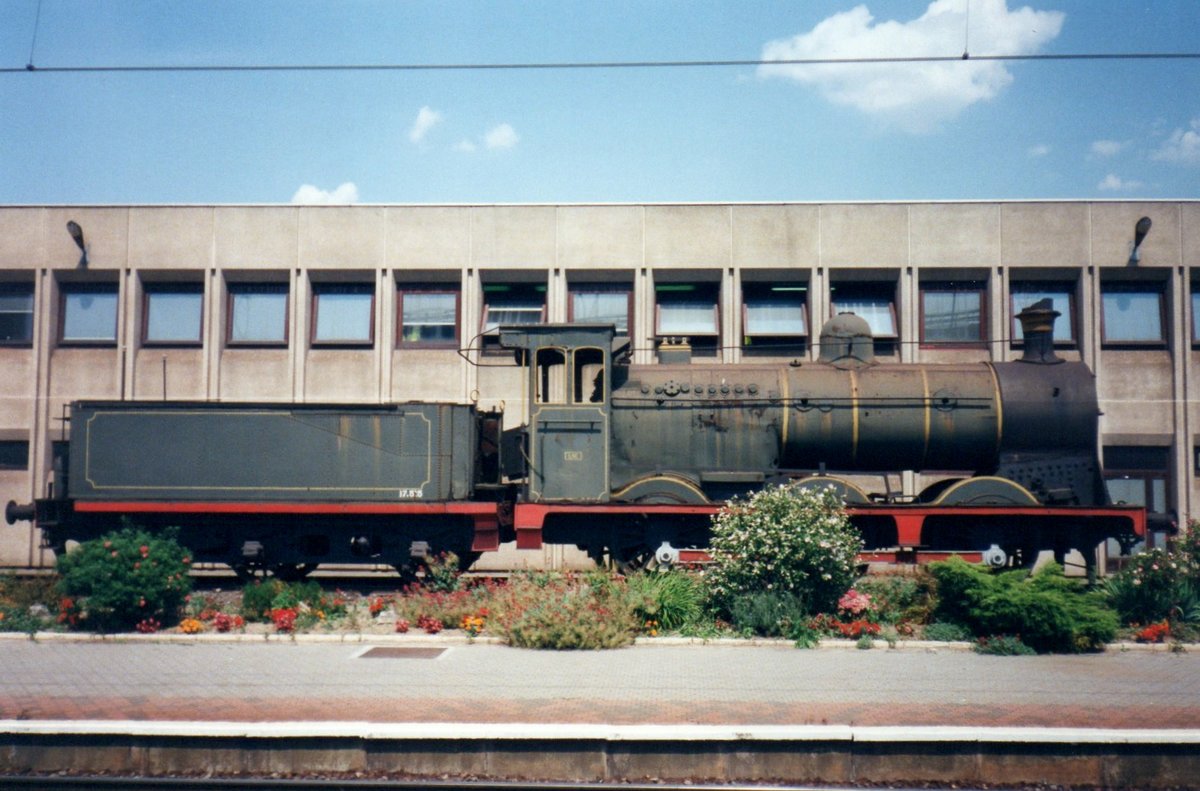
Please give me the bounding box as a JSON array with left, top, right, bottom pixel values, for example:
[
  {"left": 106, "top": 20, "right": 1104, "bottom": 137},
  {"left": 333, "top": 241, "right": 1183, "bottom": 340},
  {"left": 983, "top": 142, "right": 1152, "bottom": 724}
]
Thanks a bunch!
[{"left": 705, "top": 484, "right": 863, "bottom": 617}]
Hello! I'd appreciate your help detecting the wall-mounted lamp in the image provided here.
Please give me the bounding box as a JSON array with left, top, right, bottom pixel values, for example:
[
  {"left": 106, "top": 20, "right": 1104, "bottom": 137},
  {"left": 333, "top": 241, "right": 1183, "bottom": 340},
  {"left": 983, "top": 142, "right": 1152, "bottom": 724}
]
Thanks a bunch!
[
  {"left": 66, "top": 220, "right": 88, "bottom": 269},
  {"left": 1128, "top": 216, "right": 1152, "bottom": 266}
]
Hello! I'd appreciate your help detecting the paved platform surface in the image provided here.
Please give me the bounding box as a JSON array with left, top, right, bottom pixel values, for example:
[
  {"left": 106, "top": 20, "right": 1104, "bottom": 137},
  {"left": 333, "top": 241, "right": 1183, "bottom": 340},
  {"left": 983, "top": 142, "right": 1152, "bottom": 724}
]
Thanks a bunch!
[{"left": 1, "top": 636, "right": 1198, "bottom": 731}]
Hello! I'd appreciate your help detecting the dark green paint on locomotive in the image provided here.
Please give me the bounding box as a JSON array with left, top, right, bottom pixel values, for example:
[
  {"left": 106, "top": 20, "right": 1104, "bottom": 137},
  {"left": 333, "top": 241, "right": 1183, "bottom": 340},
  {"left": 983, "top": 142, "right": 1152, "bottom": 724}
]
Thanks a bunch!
[{"left": 68, "top": 401, "right": 478, "bottom": 503}]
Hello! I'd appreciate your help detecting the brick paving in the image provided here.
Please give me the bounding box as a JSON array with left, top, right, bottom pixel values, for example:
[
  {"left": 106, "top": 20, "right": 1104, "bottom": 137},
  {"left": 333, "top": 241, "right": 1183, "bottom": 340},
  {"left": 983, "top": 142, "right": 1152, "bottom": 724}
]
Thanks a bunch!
[{"left": 1, "top": 639, "right": 1198, "bottom": 730}]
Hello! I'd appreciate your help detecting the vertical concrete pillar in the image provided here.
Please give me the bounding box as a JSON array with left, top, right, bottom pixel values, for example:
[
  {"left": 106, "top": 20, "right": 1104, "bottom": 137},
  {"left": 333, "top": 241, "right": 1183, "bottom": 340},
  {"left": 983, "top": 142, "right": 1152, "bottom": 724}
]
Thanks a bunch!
[{"left": 377, "top": 268, "right": 392, "bottom": 404}]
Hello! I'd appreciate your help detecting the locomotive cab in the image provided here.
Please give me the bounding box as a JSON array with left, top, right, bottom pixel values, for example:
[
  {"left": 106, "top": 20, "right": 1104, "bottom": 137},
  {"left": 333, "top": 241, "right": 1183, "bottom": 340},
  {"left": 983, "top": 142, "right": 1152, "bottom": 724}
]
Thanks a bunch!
[{"left": 499, "top": 324, "right": 617, "bottom": 503}]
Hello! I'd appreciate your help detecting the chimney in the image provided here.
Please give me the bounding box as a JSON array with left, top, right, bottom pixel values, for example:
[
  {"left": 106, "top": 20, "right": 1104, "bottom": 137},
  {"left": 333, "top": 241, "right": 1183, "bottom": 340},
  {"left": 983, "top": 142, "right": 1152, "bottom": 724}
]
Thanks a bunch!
[{"left": 1016, "top": 299, "right": 1062, "bottom": 365}]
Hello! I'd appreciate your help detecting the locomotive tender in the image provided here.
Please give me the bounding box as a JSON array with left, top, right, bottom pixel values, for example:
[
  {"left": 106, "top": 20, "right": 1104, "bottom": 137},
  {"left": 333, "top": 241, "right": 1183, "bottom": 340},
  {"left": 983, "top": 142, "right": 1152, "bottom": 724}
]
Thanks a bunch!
[{"left": 6, "top": 302, "right": 1145, "bottom": 578}]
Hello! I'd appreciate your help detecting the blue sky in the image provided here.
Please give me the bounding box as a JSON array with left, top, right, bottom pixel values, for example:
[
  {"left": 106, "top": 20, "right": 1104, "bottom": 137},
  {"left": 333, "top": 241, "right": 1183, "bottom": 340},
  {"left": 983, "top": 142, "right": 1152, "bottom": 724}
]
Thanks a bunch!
[{"left": 0, "top": 0, "right": 1197, "bottom": 204}]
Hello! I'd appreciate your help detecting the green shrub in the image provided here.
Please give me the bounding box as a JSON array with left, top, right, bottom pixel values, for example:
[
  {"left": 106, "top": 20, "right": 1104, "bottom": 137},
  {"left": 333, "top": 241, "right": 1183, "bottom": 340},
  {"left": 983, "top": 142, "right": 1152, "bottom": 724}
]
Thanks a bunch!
[
  {"left": 854, "top": 572, "right": 936, "bottom": 626},
  {"left": 421, "top": 552, "right": 464, "bottom": 593},
  {"left": 239, "top": 578, "right": 344, "bottom": 622},
  {"left": 922, "top": 621, "right": 973, "bottom": 642},
  {"left": 705, "top": 484, "right": 863, "bottom": 618},
  {"left": 56, "top": 525, "right": 193, "bottom": 632},
  {"left": 974, "top": 635, "right": 1037, "bottom": 656},
  {"left": 727, "top": 591, "right": 811, "bottom": 640},
  {"left": 928, "top": 557, "right": 1117, "bottom": 653},
  {"left": 624, "top": 570, "right": 705, "bottom": 632},
  {"left": 1105, "top": 531, "right": 1200, "bottom": 627},
  {"left": 492, "top": 571, "right": 639, "bottom": 650}
]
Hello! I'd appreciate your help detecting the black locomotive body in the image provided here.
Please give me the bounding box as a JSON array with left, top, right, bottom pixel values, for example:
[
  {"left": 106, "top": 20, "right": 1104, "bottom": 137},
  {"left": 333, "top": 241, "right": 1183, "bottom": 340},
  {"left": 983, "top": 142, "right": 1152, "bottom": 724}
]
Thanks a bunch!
[{"left": 7, "top": 304, "right": 1146, "bottom": 577}]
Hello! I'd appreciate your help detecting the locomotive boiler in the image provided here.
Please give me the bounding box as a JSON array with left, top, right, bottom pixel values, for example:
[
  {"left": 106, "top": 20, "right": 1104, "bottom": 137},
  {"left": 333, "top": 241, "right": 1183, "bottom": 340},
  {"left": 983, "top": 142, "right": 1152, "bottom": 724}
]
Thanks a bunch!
[{"left": 7, "top": 303, "right": 1145, "bottom": 578}]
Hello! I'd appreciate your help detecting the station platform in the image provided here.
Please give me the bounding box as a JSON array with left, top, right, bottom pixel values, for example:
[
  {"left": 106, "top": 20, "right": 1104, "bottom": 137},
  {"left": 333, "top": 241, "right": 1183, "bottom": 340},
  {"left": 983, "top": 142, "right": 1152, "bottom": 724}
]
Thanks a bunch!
[{"left": 1, "top": 633, "right": 1198, "bottom": 787}]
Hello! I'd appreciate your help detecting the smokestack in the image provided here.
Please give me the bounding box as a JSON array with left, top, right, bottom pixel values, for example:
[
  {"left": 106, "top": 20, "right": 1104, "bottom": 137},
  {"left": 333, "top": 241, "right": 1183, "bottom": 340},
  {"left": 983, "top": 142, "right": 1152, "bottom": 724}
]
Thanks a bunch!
[{"left": 1016, "top": 299, "right": 1062, "bottom": 365}]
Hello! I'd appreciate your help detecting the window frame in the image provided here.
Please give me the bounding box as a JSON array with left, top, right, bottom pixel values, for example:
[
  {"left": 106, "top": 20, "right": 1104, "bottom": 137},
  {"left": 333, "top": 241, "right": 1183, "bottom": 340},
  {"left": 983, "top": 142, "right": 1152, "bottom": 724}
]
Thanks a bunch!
[
  {"left": 741, "top": 282, "right": 809, "bottom": 354},
  {"left": 58, "top": 282, "right": 119, "bottom": 346},
  {"left": 568, "top": 283, "right": 633, "bottom": 338},
  {"left": 654, "top": 283, "right": 720, "bottom": 338},
  {"left": 226, "top": 282, "right": 290, "bottom": 347},
  {"left": 1100, "top": 282, "right": 1167, "bottom": 347},
  {"left": 919, "top": 280, "right": 987, "bottom": 348},
  {"left": 830, "top": 282, "right": 899, "bottom": 340},
  {"left": 310, "top": 282, "right": 376, "bottom": 347},
  {"left": 141, "top": 283, "right": 204, "bottom": 347},
  {"left": 397, "top": 287, "right": 460, "bottom": 348},
  {"left": 0, "top": 282, "right": 35, "bottom": 347},
  {"left": 0, "top": 440, "right": 30, "bottom": 471},
  {"left": 480, "top": 283, "right": 547, "bottom": 351},
  {"left": 1009, "top": 282, "right": 1077, "bottom": 347}
]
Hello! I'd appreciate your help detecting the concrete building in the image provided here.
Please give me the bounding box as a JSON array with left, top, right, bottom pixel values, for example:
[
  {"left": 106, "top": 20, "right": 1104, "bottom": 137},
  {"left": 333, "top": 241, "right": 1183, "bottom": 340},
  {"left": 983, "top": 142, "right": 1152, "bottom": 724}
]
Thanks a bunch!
[{"left": 1, "top": 201, "right": 1197, "bottom": 570}]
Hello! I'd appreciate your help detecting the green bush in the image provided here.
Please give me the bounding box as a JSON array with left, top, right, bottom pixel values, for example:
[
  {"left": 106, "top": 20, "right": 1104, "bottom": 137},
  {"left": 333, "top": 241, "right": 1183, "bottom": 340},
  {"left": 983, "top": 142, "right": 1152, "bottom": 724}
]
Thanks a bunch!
[
  {"left": 492, "top": 571, "right": 639, "bottom": 650},
  {"left": 928, "top": 557, "right": 1117, "bottom": 653},
  {"left": 240, "top": 578, "right": 342, "bottom": 622},
  {"left": 56, "top": 525, "right": 193, "bottom": 632},
  {"left": 624, "top": 570, "right": 705, "bottom": 632},
  {"left": 727, "top": 591, "right": 812, "bottom": 640},
  {"left": 705, "top": 484, "right": 863, "bottom": 618},
  {"left": 853, "top": 572, "right": 936, "bottom": 626},
  {"left": 1105, "top": 527, "right": 1200, "bottom": 627},
  {"left": 974, "top": 635, "right": 1037, "bottom": 656},
  {"left": 922, "top": 621, "right": 973, "bottom": 642}
]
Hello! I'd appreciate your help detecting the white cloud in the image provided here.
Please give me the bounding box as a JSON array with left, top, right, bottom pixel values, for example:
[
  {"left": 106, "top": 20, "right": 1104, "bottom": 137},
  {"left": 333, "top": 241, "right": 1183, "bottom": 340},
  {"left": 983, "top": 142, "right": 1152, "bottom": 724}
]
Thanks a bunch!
[
  {"left": 454, "top": 139, "right": 478, "bottom": 153},
  {"left": 1151, "top": 119, "right": 1200, "bottom": 166},
  {"left": 757, "top": 0, "right": 1064, "bottom": 131},
  {"left": 1097, "top": 174, "right": 1143, "bottom": 192},
  {"left": 409, "top": 106, "right": 443, "bottom": 144},
  {"left": 1090, "top": 140, "right": 1124, "bottom": 157},
  {"left": 1028, "top": 144, "right": 1050, "bottom": 157},
  {"left": 484, "top": 123, "right": 519, "bottom": 150},
  {"left": 290, "top": 182, "right": 360, "bottom": 205}
]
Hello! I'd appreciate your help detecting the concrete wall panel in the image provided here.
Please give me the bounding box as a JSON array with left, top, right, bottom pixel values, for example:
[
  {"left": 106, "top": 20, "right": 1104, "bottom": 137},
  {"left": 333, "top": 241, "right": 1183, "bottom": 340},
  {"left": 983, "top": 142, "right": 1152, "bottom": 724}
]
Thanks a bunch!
[
  {"left": 732, "top": 204, "right": 819, "bottom": 269},
  {"left": 386, "top": 207, "right": 471, "bottom": 270},
  {"left": 304, "top": 350, "right": 376, "bottom": 402},
  {"left": 129, "top": 207, "right": 213, "bottom": 271},
  {"left": 470, "top": 206, "right": 557, "bottom": 268},
  {"left": 645, "top": 205, "right": 730, "bottom": 268},
  {"left": 300, "top": 207, "right": 386, "bottom": 270},
  {"left": 1091, "top": 203, "right": 1182, "bottom": 268},
  {"left": 215, "top": 206, "right": 298, "bottom": 269},
  {"left": 132, "top": 348, "right": 206, "bottom": 401},
  {"left": 910, "top": 203, "right": 999, "bottom": 268},
  {"left": 1001, "top": 203, "right": 1090, "bottom": 268},
  {"left": 557, "top": 206, "right": 644, "bottom": 269},
  {"left": 819, "top": 204, "right": 908, "bottom": 268},
  {"left": 218, "top": 350, "right": 292, "bottom": 401}
]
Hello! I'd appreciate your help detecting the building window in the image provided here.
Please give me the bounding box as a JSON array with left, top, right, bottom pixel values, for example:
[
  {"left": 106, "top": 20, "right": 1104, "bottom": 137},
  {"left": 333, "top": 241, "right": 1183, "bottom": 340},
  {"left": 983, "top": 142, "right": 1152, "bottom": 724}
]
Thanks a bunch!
[
  {"left": 1010, "top": 283, "right": 1075, "bottom": 346},
  {"left": 569, "top": 285, "right": 631, "bottom": 337},
  {"left": 398, "top": 289, "right": 459, "bottom": 346},
  {"left": 1102, "top": 284, "right": 1164, "bottom": 345},
  {"left": 1104, "top": 445, "right": 1170, "bottom": 551},
  {"left": 312, "top": 283, "right": 374, "bottom": 346},
  {"left": 143, "top": 284, "right": 203, "bottom": 346},
  {"left": 481, "top": 283, "right": 546, "bottom": 350},
  {"left": 742, "top": 283, "right": 807, "bottom": 354},
  {"left": 228, "top": 283, "right": 288, "bottom": 345},
  {"left": 831, "top": 282, "right": 898, "bottom": 355},
  {"left": 0, "top": 284, "right": 34, "bottom": 345},
  {"left": 0, "top": 440, "right": 29, "bottom": 470},
  {"left": 920, "top": 281, "right": 986, "bottom": 345},
  {"left": 60, "top": 283, "right": 119, "bottom": 345},
  {"left": 655, "top": 282, "right": 719, "bottom": 356}
]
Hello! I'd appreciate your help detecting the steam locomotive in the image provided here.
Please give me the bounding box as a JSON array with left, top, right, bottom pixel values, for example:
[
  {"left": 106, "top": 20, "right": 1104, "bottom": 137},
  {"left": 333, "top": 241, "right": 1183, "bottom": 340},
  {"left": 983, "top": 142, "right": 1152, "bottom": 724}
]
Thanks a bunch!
[{"left": 6, "top": 302, "right": 1145, "bottom": 579}]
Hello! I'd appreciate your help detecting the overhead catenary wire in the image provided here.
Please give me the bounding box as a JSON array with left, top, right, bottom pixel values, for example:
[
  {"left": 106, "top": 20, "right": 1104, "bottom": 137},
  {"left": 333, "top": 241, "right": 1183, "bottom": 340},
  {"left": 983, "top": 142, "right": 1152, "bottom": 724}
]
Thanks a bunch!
[{"left": 5, "top": 51, "right": 1200, "bottom": 75}]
